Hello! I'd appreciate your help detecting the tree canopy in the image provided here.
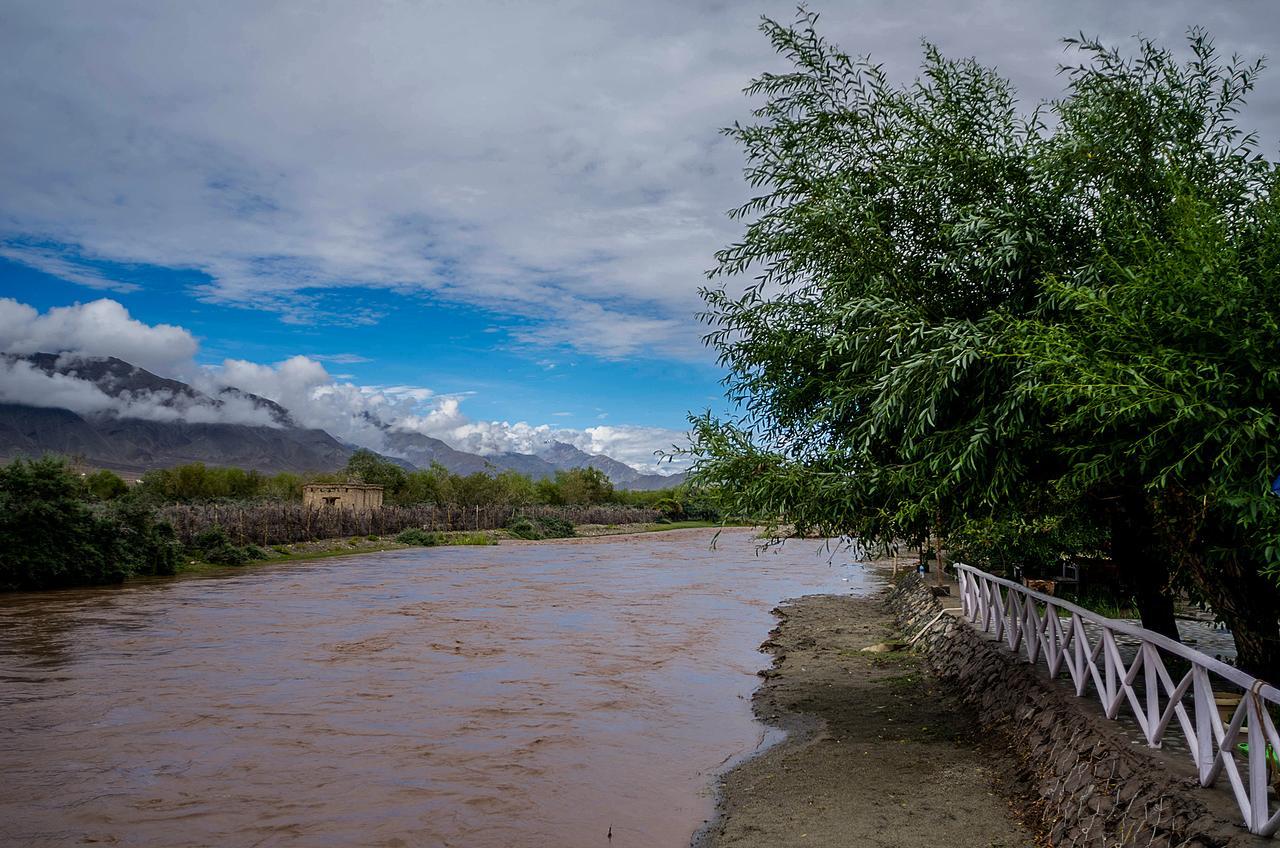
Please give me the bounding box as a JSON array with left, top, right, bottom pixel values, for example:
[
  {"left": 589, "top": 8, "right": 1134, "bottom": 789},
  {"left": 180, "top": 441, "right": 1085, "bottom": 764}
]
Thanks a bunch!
[{"left": 690, "top": 10, "right": 1280, "bottom": 678}]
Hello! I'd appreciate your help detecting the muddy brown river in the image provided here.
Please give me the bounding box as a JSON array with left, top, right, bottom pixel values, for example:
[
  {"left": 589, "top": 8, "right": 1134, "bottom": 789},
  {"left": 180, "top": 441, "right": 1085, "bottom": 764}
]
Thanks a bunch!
[{"left": 0, "top": 528, "right": 874, "bottom": 847}]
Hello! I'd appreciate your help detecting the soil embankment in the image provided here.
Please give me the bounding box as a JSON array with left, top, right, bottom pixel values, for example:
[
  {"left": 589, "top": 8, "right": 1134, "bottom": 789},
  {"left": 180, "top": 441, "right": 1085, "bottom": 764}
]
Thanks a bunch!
[{"left": 698, "top": 587, "right": 1035, "bottom": 848}]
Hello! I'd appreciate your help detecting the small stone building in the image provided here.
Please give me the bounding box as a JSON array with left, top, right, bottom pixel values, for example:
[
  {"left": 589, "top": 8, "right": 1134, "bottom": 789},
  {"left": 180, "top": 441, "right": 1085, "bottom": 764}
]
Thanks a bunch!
[{"left": 302, "top": 483, "right": 384, "bottom": 513}]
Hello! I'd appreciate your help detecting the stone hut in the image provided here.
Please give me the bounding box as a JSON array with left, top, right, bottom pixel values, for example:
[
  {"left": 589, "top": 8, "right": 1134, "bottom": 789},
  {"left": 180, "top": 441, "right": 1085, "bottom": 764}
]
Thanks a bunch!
[{"left": 302, "top": 483, "right": 384, "bottom": 513}]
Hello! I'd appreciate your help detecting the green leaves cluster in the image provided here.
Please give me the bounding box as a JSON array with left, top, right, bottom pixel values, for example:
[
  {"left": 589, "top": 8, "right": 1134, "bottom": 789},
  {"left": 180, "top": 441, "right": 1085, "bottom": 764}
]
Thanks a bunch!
[
  {"left": 0, "top": 457, "right": 179, "bottom": 591},
  {"left": 692, "top": 10, "right": 1280, "bottom": 672}
]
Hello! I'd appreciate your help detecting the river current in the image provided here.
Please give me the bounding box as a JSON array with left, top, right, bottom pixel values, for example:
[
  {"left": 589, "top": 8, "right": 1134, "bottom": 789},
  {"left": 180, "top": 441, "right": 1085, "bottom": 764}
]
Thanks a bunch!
[{"left": 0, "top": 528, "right": 874, "bottom": 847}]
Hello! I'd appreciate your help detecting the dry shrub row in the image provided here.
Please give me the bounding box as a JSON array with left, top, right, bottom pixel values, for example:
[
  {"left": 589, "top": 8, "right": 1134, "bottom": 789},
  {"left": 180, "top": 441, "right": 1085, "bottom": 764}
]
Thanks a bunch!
[{"left": 158, "top": 502, "right": 661, "bottom": 546}]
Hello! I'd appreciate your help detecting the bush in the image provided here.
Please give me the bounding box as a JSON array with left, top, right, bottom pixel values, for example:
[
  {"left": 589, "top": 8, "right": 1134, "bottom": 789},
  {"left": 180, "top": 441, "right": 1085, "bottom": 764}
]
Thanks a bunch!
[
  {"left": 538, "top": 516, "right": 575, "bottom": 538},
  {"left": 506, "top": 517, "right": 544, "bottom": 540},
  {"left": 107, "top": 499, "right": 181, "bottom": 577},
  {"left": 505, "top": 515, "right": 576, "bottom": 540},
  {"left": 396, "top": 528, "right": 440, "bottom": 546},
  {"left": 190, "top": 526, "right": 251, "bottom": 566},
  {"left": 0, "top": 457, "right": 177, "bottom": 590}
]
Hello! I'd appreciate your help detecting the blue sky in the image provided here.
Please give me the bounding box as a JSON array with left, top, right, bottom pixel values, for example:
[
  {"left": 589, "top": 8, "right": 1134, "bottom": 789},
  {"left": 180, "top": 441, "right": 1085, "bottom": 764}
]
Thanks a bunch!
[
  {"left": 2, "top": 0, "right": 1278, "bottom": 471},
  {"left": 0, "top": 253, "right": 723, "bottom": 435}
]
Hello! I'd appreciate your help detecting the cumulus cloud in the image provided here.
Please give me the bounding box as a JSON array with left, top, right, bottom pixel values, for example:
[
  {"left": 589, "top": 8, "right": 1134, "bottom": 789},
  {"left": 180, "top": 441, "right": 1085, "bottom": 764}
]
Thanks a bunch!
[
  {"left": 0, "top": 355, "right": 280, "bottom": 427},
  {"left": 199, "top": 356, "right": 688, "bottom": 472},
  {"left": 0, "top": 298, "right": 197, "bottom": 374},
  {"left": 8, "top": 1, "right": 1271, "bottom": 358},
  {"left": 0, "top": 299, "right": 689, "bottom": 473}
]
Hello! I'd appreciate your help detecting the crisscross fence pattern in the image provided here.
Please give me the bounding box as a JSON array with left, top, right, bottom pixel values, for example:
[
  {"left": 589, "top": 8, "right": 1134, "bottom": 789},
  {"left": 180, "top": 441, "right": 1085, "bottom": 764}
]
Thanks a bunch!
[{"left": 956, "top": 563, "right": 1280, "bottom": 835}]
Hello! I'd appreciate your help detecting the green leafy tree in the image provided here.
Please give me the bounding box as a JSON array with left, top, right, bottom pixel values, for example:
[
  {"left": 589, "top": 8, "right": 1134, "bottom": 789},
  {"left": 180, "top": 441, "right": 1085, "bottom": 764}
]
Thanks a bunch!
[
  {"left": 344, "top": 449, "right": 407, "bottom": 495},
  {"left": 84, "top": 469, "right": 129, "bottom": 500},
  {"left": 552, "top": 467, "right": 614, "bottom": 505},
  {"left": 0, "top": 458, "right": 128, "bottom": 589},
  {"left": 689, "top": 11, "right": 1278, "bottom": 669},
  {"left": 690, "top": 9, "right": 1080, "bottom": 558},
  {"left": 1018, "top": 188, "right": 1280, "bottom": 677}
]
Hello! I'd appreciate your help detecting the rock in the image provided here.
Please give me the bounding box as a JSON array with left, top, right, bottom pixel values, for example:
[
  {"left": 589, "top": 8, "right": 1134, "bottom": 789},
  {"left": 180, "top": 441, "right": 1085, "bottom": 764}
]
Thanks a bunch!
[{"left": 860, "top": 641, "right": 908, "bottom": 653}]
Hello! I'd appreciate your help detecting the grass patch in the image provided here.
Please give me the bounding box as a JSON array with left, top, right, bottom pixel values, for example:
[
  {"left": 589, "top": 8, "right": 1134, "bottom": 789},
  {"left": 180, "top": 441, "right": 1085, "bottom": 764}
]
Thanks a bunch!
[{"left": 447, "top": 531, "right": 499, "bottom": 546}]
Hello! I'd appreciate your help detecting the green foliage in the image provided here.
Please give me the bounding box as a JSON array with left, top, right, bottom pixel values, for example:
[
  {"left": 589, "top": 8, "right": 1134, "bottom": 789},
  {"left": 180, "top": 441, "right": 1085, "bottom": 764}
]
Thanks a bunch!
[
  {"left": 506, "top": 514, "right": 577, "bottom": 540},
  {"left": 395, "top": 528, "right": 441, "bottom": 546},
  {"left": 344, "top": 449, "right": 407, "bottom": 493},
  {"left": 190, "top": 526, "right": 252, "bottom": 566},
  {"left": 449, "top": 532, "right": 498, "bottom": 546},
  {"left": 690, "top": 12, "right": 1280, "bottom": 672},
  {"left": 0, "top": 457, "right": 177, "bottom": 590},
  {"left": 138, "top": 463, "right": 296, "bottom": 502},
  {"left": 689, "top": 9, "right": 1072, "bottom": 544},
  {"left": 84, "top": 469, "right": 128, "bottom": 500},
  {"left": 539, "top": 467, "right": 613, "bottom": 505}
]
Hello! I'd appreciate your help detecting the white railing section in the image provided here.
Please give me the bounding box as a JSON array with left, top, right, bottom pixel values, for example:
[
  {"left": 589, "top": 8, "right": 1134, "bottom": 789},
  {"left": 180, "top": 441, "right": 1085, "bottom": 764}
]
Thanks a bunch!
[{"left": 955, "top": 563, "right": 1280, "bottom": 836}]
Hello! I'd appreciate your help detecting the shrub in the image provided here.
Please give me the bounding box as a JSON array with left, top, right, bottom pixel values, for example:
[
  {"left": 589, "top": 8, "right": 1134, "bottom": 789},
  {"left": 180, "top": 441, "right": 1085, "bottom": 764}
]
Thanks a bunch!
[
  {"left": 506, "top": 517, "right": 544, "bottom": 540},
  {"left": 0, "top": 457, "right": 174, "bottom": 590},
  {"left": 190, "top": 526, "right": 251, "bottom": 566},
  {"left": 538, "top": 516, "right": 575, "bottom": 538},
  {"left": 505, "top": 515, "right": 575, "bottom": 540},
  {"left": 396, "top": 528, "right": 440, "bottom": 546}
]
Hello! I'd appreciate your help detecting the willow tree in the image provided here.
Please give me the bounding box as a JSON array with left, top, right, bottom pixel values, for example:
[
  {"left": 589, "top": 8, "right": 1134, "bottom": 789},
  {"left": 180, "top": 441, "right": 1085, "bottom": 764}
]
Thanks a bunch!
[
  {"left": 690, "top": 10, "right": 1279, "bottom": 667},
  {"left": 1018, "top": 186, "right": 1280, "bottom": 679},
  {"left": 693, "top": 12, "right": 1079, "bottom": 548}
]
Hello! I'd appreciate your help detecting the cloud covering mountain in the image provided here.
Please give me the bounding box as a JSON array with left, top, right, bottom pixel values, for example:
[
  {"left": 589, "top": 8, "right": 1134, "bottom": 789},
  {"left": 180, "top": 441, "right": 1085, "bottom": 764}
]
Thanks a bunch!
[{"left": 0, "top": 297, "right": 688, "bottom": 474}]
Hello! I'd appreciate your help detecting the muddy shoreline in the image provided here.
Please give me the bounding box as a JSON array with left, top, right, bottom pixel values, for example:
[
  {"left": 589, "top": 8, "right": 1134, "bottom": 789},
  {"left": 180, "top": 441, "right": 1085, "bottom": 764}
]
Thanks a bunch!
[{"left": 695, "top": 577, "right": 1035, "bottom": 848}]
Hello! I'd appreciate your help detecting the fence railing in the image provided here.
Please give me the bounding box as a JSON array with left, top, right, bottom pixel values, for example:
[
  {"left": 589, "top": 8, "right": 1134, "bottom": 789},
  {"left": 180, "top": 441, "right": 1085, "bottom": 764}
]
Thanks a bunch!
[
  {"left": 157, "top": 502, "right": 661, "bottom": 547},
  {"left": 956, "top": 563, "right": 1280, "bottom": 836}
]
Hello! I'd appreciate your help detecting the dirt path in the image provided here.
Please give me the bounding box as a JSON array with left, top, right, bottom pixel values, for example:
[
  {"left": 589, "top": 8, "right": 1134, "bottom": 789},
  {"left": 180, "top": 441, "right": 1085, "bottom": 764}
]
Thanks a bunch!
[{"left": 696, "top": 587, "right": 1036, "bottom": 848}]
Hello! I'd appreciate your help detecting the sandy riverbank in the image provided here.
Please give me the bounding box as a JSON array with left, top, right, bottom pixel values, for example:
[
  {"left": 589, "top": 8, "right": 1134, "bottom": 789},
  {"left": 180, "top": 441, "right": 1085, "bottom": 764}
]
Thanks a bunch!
[{"left": 696, "top": 578, "right": 1036, "bottom": 848}]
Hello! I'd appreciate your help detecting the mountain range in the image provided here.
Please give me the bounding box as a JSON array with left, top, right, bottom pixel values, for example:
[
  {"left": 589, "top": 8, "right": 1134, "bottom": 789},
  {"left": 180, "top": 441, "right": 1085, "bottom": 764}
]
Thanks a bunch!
[{"left": 0, "top": 353, "right": 684, "bottom": 490}]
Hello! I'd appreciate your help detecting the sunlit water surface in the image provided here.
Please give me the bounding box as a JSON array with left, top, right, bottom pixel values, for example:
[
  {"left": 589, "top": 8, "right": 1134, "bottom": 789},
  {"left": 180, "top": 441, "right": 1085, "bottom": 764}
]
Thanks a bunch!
[{"left": 0, "top": 528, "right": 875, "bottom": 847}]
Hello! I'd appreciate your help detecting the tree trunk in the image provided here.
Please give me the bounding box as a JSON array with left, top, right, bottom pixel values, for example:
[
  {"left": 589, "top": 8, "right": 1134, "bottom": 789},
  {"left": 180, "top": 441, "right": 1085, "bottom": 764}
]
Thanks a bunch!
[
  {"left": 1110, "top": 492, "right": 1182, "bottom": 641},
  {"left": 1187, "top": 550, "right": 1280, "bottom": 683}
]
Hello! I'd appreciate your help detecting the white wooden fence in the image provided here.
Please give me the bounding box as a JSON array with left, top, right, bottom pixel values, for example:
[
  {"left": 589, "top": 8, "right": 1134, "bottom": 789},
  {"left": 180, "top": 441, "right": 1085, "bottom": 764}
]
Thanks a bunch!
[{"left": 956, "top": 563, "right": 1280, "bottom": 835}]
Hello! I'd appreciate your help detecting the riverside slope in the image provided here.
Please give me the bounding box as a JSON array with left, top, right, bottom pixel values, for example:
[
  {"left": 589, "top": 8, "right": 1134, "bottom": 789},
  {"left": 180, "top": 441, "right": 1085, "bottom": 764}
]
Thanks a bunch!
[{"left": 697, "top": 575, "right": 1033, "bottom": 848}]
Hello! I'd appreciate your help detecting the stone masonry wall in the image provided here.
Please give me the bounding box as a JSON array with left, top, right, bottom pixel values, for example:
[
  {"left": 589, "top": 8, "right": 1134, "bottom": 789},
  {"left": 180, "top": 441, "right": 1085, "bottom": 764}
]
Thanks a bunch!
[{"left": 888, "top": 575, "right": 1269, "bottom": 848}]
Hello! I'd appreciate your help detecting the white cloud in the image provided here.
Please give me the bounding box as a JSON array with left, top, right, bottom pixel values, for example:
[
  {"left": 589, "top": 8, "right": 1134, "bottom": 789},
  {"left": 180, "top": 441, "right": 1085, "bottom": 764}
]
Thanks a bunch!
[
  {"left": 307, "top": 352, "right": 372, "bottom": 364},
  {"left": 0, "top": 355, "right": 280, "bottom": 427},
  {"left": 570, "top": 425, "right": 689, "bottom": 474},
  {"left": 0, "top": 296, "right": 692, "bottom": 471},
  {"left": 0, "top": 244, "right": 141, "bottom": 294},
  {"left": 9, "top": 2, "right": 1270, "bottom": 358},
  {"left": 201, "top": 357, "right": 688, "bottom": 473},
  {"left": 0, "top": 298, "right": 198, "bottom": 373}
]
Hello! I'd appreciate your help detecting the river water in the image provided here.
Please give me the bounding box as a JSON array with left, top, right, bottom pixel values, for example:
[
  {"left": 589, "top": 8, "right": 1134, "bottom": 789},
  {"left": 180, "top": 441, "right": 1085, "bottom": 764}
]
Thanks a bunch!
[{"left": 0, "top": 528, "right": 874, "bottom": 847}]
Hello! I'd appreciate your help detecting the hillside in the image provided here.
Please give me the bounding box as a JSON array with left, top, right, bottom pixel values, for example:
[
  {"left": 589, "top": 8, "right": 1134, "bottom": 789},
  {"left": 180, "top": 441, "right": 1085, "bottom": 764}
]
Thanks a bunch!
[{"left": 0, "top": 353, "right": 685, "bottom": 487}]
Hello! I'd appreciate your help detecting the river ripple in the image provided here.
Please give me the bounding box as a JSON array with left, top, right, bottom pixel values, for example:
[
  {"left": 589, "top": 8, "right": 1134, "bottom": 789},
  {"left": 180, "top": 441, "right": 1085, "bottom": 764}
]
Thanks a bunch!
[{"left": 0, "top": 528, "right": 874, "bottom": 847}]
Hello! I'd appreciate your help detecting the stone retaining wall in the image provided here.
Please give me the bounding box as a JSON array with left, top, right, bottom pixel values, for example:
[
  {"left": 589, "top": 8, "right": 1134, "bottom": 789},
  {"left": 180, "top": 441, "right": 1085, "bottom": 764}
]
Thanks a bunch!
[{"left": 889, "top": 575, "right": 1268, "bottom": 848}]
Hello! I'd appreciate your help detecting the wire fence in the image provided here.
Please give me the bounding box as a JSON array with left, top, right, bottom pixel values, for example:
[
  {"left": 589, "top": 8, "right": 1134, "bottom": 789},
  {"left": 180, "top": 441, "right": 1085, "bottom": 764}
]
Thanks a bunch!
[{"left": 157, "top": 502, "right": 662, "bottom": 546}]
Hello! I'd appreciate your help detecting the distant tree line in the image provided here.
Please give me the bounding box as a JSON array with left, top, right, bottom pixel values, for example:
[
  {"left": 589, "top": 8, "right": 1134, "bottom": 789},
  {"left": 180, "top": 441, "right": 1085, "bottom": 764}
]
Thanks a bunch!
[
  {"left": 0, "top": 452, "right": 715, "bottom": 592},
  {"left": 127, "top": 449, "right": 698, "bottom": 511}
]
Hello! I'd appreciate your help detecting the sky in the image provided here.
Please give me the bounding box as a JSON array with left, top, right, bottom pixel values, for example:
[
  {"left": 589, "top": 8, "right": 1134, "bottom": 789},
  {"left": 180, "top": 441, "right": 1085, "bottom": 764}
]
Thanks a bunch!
[{"left": 2, "top": 0, "right": 1279, "bottom": 473}]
